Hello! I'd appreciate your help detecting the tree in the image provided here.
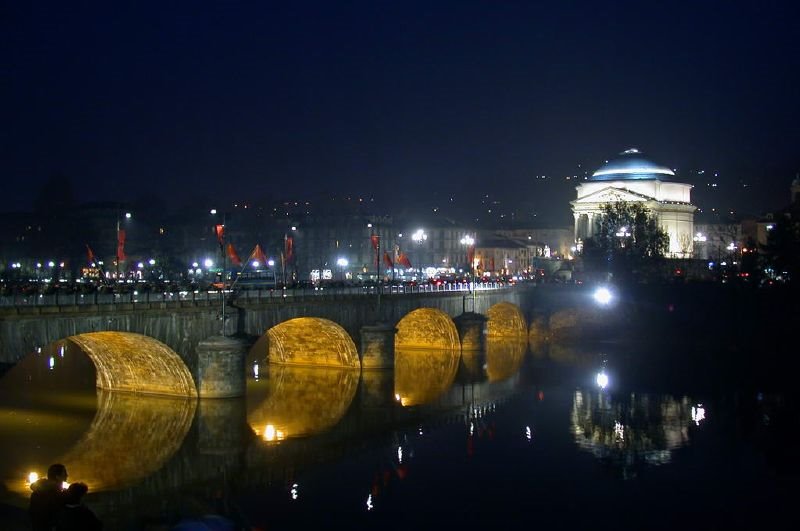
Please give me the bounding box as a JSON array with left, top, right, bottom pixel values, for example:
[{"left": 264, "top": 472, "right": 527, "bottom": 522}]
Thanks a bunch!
[{"left": 582, "top": 201, "right": 669, "bottom": 282}]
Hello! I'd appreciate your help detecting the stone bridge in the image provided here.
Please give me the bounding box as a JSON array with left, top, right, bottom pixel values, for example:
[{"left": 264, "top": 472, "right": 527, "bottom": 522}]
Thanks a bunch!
[{"left": 0, "top": 286, "right": 544, "bottom": 397}]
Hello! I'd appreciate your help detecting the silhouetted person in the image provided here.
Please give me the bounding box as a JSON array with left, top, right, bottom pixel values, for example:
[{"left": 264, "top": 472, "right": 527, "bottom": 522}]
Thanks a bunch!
[
  {"left": 29, "top": 463, "right": 68, "bottom": 531},
  {"left": 55, "top": 482, "right": 102, "bottom": 531}
]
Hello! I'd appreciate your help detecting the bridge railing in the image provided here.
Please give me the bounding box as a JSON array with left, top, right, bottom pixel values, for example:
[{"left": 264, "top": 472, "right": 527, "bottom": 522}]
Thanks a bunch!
[{"left": 0, "top": 282, "right": 510, "bottom": 308}]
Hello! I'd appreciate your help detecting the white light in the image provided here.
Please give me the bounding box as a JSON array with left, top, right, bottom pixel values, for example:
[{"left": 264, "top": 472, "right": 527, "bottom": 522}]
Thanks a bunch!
[
  {"left": 593, "top": 287, "right": 613, "bottom": 305},
  {"left": 525, "top": 426, "right": 532, "bottom": 441},
  {"left": 192, "top": 262, "right": 199, "bottom": 268},
  {"left": 291, "top": 226, "right": 297, "bottom": 231},
  {"left": 210, "top": 209, "right": 217, "bottom": 215},
  {"left": 204, "top": 259, "right": 213, "bottom": 268},
  {"left": 692, "top": 405, "right": 706, "bottom": 425},
  {"left": 268, "top": 259, "right": 275, "bottom": 267},
  {"left": 125, "top": 212, "right": 132, "bottom": 219},
  {"left": 366, "top": 494, "right": 373, "bottom": 511},
  {"left": 137, "top": 262, "right": 144, "bottom": 269},
  {"left": 290, "top": 483, "right": 299, "bottom": 500},
  {"left": 397, "top": 446, "right": 403, "bottom": 464},
  {"left": 252, "top": 260, "right": 260, "bottom": 267},
  {"left": 337, "top": 257, "right": 349, "bottom": 267},
  {"left": 253, "top": 363, "right": 259, "bottom": 379},
  {"left": 148, "top": 259, "right": 156, "bottom": 265},
  {"left": 614, "top": 421, "right": 624, "bottom": 440},
  {"left": 27, "top": 472, "right": 39, "bottom": 485},
  {"left": 596, "top": 371, "right": 609, "bottom": 389},
  {"left": 367, "top": 223, "right": 372, "bottom": 228},
  {"left": 48, "top": 356, "right": 55, "bottom": 370},
  {"left": 48, "top": 261, "right": 55, "bottom": 268}
]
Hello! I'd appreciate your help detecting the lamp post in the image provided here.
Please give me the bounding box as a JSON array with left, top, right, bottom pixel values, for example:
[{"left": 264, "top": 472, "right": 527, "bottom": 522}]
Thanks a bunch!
[
  {"left": 211, "top": 209, "right": 227, "bottom": 336},
  {"left": 115, "top": 211, "right": 132, "bottom": 283},
  {"left": 460, "top": 234, "right": 476, "bottom": 311},
  {"left": 412, "top": 229, "right": 427, "bottom": 280}
]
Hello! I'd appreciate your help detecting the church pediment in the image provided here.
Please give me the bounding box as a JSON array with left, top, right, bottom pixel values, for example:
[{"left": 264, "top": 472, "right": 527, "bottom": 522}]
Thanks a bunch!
[{"left": 573, "top": 186, "right": 655, "bottom": 205}]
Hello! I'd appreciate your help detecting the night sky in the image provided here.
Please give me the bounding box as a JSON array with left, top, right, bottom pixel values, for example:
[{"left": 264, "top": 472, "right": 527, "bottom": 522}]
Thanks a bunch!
[{"left": 3, "top": 1, "right": 798, "bottom": 221}]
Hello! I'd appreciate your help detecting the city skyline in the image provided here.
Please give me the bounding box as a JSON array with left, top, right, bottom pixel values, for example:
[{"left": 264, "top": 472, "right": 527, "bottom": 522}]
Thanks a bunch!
[{"left": 3, "top": 1, "right": 798, "bottom": 219}]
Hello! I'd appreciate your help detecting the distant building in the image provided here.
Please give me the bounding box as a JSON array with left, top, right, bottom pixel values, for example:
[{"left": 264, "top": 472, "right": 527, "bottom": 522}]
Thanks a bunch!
[{"left": 571, "top": 149, "right": 696, "bottom": 258}]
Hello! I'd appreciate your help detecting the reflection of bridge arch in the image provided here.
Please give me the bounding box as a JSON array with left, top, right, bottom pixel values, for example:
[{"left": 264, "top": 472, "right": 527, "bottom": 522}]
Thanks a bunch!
[
  {"left": 68, "top": 332, "right": 197, "bottom": 397},
  {"left": 267, "top": 317, "right": 360, "bottom": 368},
  {"left": 247, "top": 365, "right": 359, "bottom": 441},
  {"left": 395, "top": 308, "right": 459, "bottom": 350},
  {"left": 486, "top": 302, "right": 528, "bottom": 338},
  {"left": 394, "top": 348, "right": 460, "bottom": 406}
]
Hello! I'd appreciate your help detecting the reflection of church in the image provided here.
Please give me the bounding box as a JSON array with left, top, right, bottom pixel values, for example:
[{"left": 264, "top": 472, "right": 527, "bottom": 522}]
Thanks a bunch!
[{"left": 571, "top": 149, "right": 696, "bottom": 258}]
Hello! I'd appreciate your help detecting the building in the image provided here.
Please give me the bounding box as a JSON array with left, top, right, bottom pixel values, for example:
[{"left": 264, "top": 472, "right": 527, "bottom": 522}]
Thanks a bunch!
[{"left": 571, "top": 149, "right": 696, "bottom": 258}]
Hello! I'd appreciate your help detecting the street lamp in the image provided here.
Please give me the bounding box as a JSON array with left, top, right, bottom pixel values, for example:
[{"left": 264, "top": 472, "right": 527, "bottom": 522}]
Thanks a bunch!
[
  {"left": 412, "top": 229, "right": 427, "bottom": 279},
  {"left": 337, "top": 257, "right": 349, "bottom": 280}
]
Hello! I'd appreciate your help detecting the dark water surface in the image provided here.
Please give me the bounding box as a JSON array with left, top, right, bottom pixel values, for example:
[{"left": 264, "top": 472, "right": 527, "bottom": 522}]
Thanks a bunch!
[{"left": 1, "top": 337, "right": 798, "bottom": 530}]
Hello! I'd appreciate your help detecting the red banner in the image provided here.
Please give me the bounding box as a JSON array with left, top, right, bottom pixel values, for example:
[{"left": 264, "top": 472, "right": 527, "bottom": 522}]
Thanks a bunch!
[
  {"left": 383, "top": 251, "right": 394, "bottom": 269},
  {"left": 285, "top": 236, "right": 294, "bottom": 263},
  {"left": 86, "top": 244, "right": 97, "bottom": 265},
  {"left": 252, "top": 244, "right": 268, "bottom": 266},
  {"left": 397, "top": 252, "right": 412, "bottom": 268},
  {"left": 226, "top": 243, "right": 242, "bottom": 267},
  {"left": 370, "top": 234, "right": 380, "bottom": 251},
  {"left": 116, "top": 229, "right": 126, "bottom": 262},
  {"left": 214, "top": 224, "right": 225, "bottom": 245}
]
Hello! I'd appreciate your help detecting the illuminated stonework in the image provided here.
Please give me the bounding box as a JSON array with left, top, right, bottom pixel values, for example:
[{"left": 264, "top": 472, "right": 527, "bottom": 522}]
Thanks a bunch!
[
  {"left": 394, "top": 347, "right": 460, "bottom": 406},
  {"left": 486, "top": 302, "right": 528, "bottom": 338},
  {"left": 267, "top": 317, "right": 360, "bottom": 368},
  {"left": 68, "top": 332, "right": 197, "bottom": 397},
  {"left": 247, "top": 365, "right": 359, "bottom": 441},
  {"left": 395, "top": 308, "right": 459, "bottom": 350}
]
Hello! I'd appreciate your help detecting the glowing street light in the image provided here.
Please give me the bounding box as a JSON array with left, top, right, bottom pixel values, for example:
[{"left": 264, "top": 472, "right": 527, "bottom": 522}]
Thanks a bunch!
[{"left": 593, "top": 287, "right": 613, "bottom": 305}]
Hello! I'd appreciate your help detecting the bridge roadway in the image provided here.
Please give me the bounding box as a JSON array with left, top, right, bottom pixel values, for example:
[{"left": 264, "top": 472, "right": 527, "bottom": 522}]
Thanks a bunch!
[{"left": 0, "top": 284, "right": 540, "bottom": 395}]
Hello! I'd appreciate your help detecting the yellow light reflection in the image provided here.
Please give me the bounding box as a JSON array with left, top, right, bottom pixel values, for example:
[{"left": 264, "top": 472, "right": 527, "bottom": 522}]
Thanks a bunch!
[
  {"left": 247, "top": 365, "right": 359, "bottom": 441},
  {"left": 394, "top": 348, "right": 459, "bottom": 407}
]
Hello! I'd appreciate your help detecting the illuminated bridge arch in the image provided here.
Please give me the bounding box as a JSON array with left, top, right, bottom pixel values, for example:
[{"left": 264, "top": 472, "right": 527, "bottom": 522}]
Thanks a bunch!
[
  {"left": 395, "top": 308, "right": 459, "bottom": 350},
  {"left": 486, "top": 302, "right": 528, "bottom": 338},
  {"left": 267, "top": 317, "right": 360, "bottom": 369},
  {"left": 68, "top": 332, "right": 197, "bottom": 397}
]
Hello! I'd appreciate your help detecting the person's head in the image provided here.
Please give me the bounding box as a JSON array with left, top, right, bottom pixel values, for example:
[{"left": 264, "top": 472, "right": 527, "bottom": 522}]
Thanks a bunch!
[
  {"left": 46, "top": 464, "right": 67, "bottom": 482},
  {"left": 64, "top": 482, "right": 88, "bottom": 504}
]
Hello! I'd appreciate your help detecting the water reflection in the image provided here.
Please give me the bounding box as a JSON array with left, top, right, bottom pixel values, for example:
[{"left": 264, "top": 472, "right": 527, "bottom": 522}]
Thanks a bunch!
[
  {"left": 394, "top": 348, "right": 460, "bottom": 406},
  {"left": 485, "top": 338, "right": 526, "bottom": 382},
  {"left": 246, "top": 365, "right": 359, "bottom": 442},
  {"left": 571, "top": 390, "right": 700, "bottom": 478},
  {"left": 54, "top": 390, "right": 195, "bottom": 492}
]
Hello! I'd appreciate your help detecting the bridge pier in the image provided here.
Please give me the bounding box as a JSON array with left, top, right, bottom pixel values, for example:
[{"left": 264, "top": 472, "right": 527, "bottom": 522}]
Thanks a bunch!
[
  {"left": 359, "top": 323, "right": 396, "bottom": 369},
  {"left": 195, "top": 335, "right": 250, "bottom": 398},
  {"left": 453, "top": 312, "right": 488, "bottom": 351}
]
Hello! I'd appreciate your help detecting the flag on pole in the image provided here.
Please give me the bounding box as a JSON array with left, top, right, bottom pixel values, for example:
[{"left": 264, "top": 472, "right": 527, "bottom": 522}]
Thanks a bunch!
[
  {"left": 252, "top": 244, "right": 268, "bottom": 266},
  {"left": 116, "top": 229, "right": 126, "bottom": 262},
  {"left": 214, "top": 224, "right": 225, "bottom": 249},
  {"left": 370, "top": 234, "right": 380, "bottom": 251},
  {"left": 467, "top": 244, "right": 475, "bottom": 270},
  {"left": 226, "top": 243, "right": 242, "bottom": 267},
  {"left": 86, "top": 244, "right": 97, "bottom": 265},
  {"left": 383, "top": 251, "right": 394, "bottom": 269},
  {"left": 397, "top": 252, "right": 412, "bottom": 268},
  {"left": 284, "top": 235, "right": 294, "bottom": 263}
]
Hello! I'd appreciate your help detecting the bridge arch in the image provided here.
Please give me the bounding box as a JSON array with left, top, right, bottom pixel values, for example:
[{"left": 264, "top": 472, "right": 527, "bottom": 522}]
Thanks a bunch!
[
  {"left": 68, "top": 332, "right": 197, "bottom": 397},
  {"left": 486, "top": 302, "right": 528, "bottom": 338},
  {"left": 395, "top": 308, "right": 460, "bottom": 350},
  {"left": 266, "top": 317, "right": 360, "bottom": 368}
]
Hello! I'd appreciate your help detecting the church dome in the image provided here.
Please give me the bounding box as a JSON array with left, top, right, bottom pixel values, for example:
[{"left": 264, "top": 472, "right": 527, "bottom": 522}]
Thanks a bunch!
[{"left": 590, "top": 149, "right": 675, "bottom": 181}]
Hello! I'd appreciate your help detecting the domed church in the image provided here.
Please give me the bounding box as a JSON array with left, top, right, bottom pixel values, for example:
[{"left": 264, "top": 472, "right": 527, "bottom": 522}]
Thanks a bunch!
[{"left": 571, "top": 149, "right": 696, "bottom": 258}]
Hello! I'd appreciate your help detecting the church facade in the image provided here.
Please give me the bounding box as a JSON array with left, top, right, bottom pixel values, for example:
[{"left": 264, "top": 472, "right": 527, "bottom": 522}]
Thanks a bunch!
[{"left": 571, "top": 149, "right": 696, "bottom": 258}]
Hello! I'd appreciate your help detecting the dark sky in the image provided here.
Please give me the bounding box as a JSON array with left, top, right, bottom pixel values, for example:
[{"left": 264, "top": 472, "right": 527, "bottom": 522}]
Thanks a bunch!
[{"left": 2, "top": 0, "right": 799, "bottom": 219}]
